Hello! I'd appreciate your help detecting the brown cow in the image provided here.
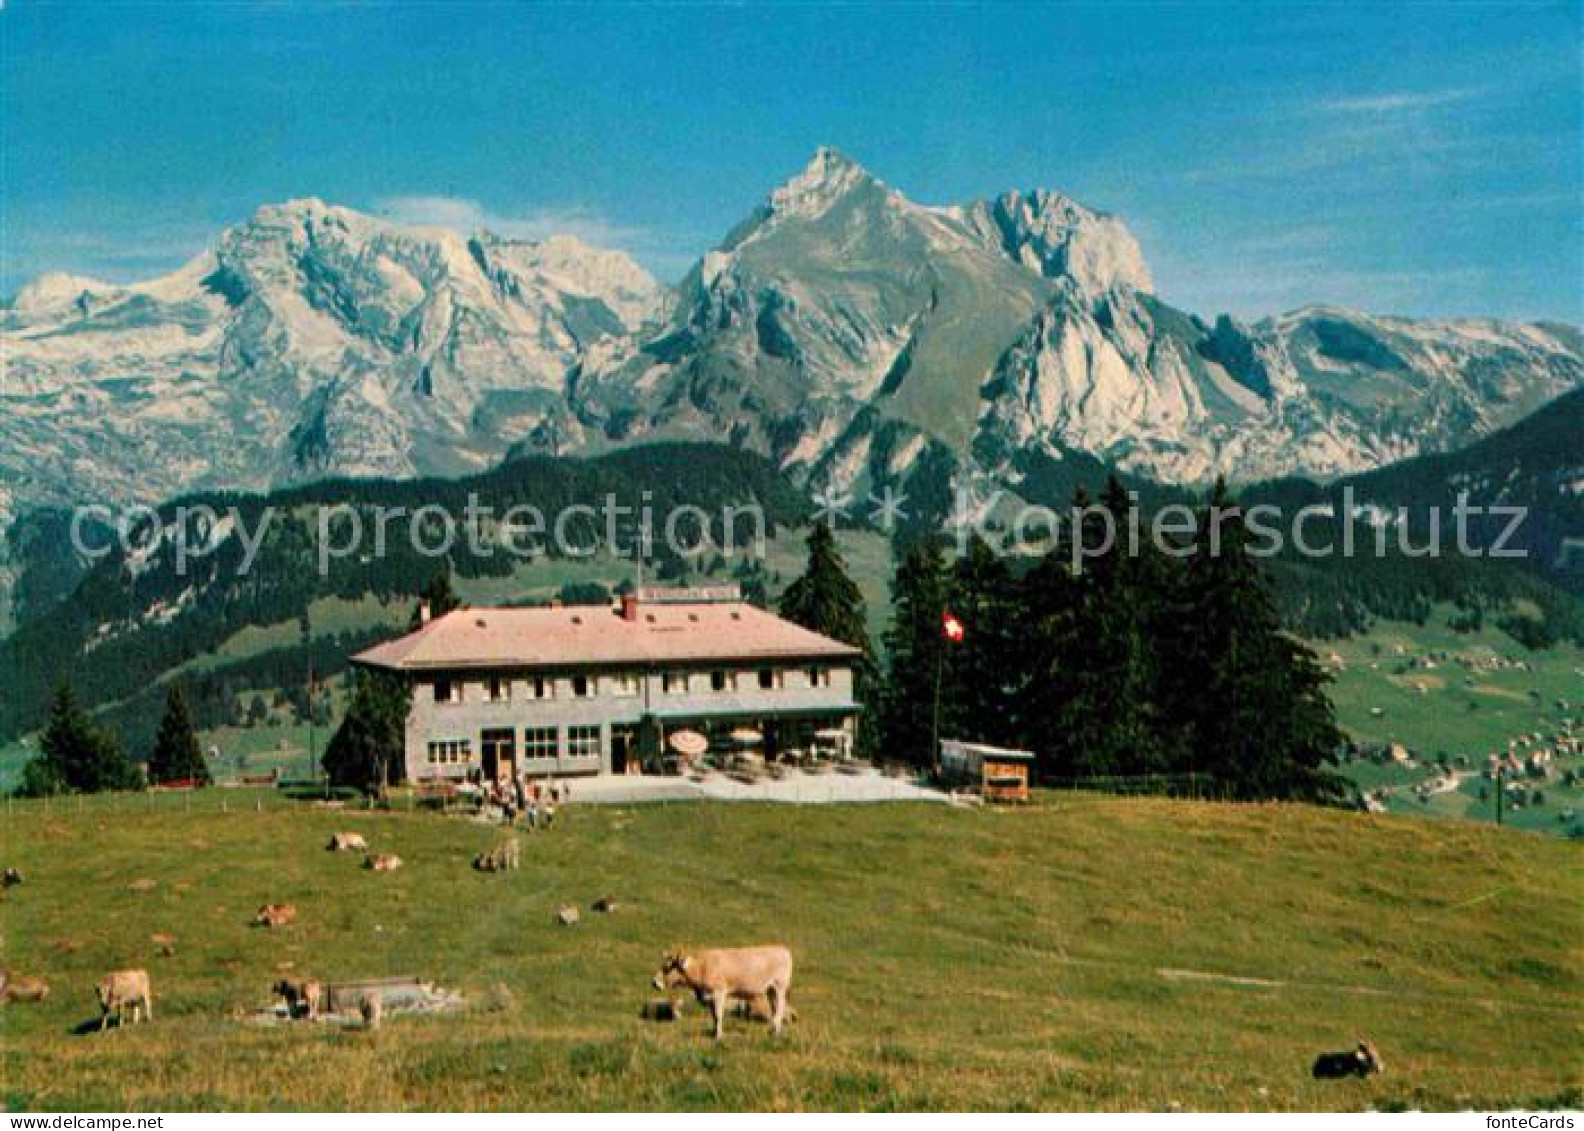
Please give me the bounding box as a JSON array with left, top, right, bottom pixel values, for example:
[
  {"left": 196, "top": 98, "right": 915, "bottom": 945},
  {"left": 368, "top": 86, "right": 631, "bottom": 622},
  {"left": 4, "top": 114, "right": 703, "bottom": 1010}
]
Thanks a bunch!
[
  {"left": 97, "top": 970, "right": 153, "bottom": 1029},
  {"left": 364, "top": 853, "right": 403, "bottom": 872},
  {"left": 473, "top": 838, "right": 520, "bottom": 872},
  {"left": 359, "top": 993, "right": 383, "bottom": 1030},
  {"left": 326, "top": 833, "right": 367, "bottom": 853},
  {"left": 653, "top": 946, "right": 794, "bottom": 1039},
  {"left": 2, "top": 973, "right": 50, "bottom": 1003},
  {"left": 273, "top": 978, "right": 323, "bottom": 1020},
  {"left": 252, "top": 903, "right": 298, "bottom": 928}
]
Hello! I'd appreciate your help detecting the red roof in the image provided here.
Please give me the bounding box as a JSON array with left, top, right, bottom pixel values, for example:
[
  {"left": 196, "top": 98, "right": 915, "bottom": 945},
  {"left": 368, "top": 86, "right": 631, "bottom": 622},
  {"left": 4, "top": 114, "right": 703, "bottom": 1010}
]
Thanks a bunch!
[{"left": 351, "top": 602, "right": 860, "bottom": 672}]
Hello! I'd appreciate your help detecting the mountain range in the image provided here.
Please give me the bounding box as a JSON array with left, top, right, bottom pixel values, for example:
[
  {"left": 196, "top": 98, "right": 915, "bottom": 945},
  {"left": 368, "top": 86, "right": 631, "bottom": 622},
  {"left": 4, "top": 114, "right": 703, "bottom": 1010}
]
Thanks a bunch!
[{"left": 3, "top": 147, "right": 1580, "bottom": 630}]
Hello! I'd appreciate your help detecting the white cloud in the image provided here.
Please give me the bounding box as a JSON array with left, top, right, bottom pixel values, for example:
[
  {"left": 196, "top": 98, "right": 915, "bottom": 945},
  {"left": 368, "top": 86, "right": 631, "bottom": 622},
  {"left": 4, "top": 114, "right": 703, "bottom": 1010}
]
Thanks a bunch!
[
  {"left": 371, "top": 195, "right": 700, "bottom": 280},
  {"left": 375, "top": 195, "right": 645, "bottom": 250},
  {"left": 1317, "top": 88, "right": 1478, "bottom": 115}
]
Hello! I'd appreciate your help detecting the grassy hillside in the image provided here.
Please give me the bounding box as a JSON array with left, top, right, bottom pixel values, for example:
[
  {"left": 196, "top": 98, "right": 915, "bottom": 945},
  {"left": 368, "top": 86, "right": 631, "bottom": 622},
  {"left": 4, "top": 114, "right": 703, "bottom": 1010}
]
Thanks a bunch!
[{"left": 2, "top": 791, "right": 1578, "bottom": 1111}]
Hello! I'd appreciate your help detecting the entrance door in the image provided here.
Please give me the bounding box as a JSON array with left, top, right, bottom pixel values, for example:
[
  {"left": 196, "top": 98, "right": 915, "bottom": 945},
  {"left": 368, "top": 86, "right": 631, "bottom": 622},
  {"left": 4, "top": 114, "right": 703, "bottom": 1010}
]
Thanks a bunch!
[
  {"left": 611, "top": 725, "right": 639, "bottom": 775},
  {"left": 481, "top": 728, "right": 516, "bottom": 782}
]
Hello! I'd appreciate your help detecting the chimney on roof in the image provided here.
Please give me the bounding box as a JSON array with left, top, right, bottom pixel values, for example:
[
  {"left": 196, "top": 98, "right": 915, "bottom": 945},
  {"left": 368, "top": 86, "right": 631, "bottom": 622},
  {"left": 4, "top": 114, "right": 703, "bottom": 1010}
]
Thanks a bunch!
[
  {"left": 621, "top": 593, "right": 639, "bottom": 622},
  {"left": 418, "top": 600, "right": 432, "bottom": 626}
]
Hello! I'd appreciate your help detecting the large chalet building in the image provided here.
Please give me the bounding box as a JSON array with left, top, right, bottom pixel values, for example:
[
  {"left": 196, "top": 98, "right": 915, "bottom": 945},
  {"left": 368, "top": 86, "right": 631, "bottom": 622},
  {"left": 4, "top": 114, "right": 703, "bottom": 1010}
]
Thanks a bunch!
[{"left": 351, "top": 588, "right": 862, "bottom": 782}]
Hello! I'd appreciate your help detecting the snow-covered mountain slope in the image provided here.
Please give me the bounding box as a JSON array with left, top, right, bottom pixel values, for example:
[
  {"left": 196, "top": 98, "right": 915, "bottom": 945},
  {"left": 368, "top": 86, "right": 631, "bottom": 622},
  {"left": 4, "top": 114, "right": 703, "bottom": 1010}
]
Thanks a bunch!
[
  {"left": 2, "top": 151, "right": 1580, "bottom": 631},
  {"left": 2, "top": 199, "right": 664, "bottom": 509}
]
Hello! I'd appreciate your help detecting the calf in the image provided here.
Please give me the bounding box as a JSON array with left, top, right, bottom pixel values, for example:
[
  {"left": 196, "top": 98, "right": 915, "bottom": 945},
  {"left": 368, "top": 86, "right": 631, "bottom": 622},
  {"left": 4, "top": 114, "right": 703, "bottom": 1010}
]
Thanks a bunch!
[
  {"left": 473, "top": 838, "right": 520, "bottom": 872},
  {"left": 653, "top": 945, "right": 794, "bottom": 1039},
  {"left": 97, "top": 970, "right": 153, "bottom": 1030},
  {"left": 364, "top": 853, "right": 402, "bottom": 872},
  {"left": 273, "top": 978, "right": 323, "bottom": 1020},
  {"left": 326, "top": 833, "right": 367, "bottom": 853},
  {"left": 252, "top": 903, "right": 298, "bottom": 928},
  {"left": 1312, "top": 1041, "right": 1384, "bottom": 1079},
  {"left": 359, "top": 993, "right": 383, "bottom": 1030},
  {"left": 3, "top": 973, "right": 50, "bottom": 1003}
]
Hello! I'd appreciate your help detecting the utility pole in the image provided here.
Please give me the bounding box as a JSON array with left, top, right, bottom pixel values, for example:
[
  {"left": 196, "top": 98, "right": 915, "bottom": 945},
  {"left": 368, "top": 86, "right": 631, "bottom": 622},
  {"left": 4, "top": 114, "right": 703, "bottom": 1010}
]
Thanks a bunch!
[{"left": 1495, "top": 764, "right": 1504, "bottom": 827}]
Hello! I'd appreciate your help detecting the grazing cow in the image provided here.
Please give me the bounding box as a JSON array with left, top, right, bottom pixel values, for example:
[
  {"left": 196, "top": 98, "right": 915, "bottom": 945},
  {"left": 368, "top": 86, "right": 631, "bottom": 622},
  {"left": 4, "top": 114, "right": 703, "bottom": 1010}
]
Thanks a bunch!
[
  {"left": 97, "top": 970, "right": 153, "bottom": 1030},
  {"left": 2, "top": 867, "right": 22, "bottom": 888},
  {"left": 2, "top": 973, "right": 50, "bottom": 1003},
  {"left": 652, "top": 946, "right": 795, "bottom": 1040},
  {"left": 591, "top": 895, "right": 618, "bottom": 914},
  {"left": 364, "top": 853, "right": 402, "bottom": 872},
  {"left": 326, "top": 833, "right": 367, "bottom": 853},
  {"left": 252, "top": 903, "right": 298, "bottom": 928},
  {"left": 473, "top": 838, "right": 520, "bottom": 872},
  {"left": 359, "top": 993, "right": 383, "bottom": 1030},
  {"left": 556, "top": 905, "right": 580, "bottom": 926},
  {"left": 1312, "top": 1041, "right": 1384, "bottom": 1079},
  {"left": 273, "top": 978, "right": 323, "bottom": 1020}
]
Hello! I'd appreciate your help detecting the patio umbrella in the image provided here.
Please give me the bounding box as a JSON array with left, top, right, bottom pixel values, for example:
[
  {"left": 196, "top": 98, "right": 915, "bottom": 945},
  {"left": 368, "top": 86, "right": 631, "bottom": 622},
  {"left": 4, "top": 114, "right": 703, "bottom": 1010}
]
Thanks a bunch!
[
  {"left": 729, "top": 727, "right": 764, "bottom": 745},
  {"left": 667, "top": 729, "right": 709, "bottom": 758}
]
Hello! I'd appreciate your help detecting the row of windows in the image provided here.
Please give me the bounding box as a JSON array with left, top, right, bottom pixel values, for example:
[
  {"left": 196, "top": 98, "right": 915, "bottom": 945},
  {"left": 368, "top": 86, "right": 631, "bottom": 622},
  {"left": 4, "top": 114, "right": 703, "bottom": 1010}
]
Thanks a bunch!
[
  {"left": 426, "top": 739, "right": 473, "bottom": 765},
  {"left": 426, "top": 726, "right": 603, "bottom": 765},
  {"left": 433, "top": 667, "right": 833, "bottom": 705}
]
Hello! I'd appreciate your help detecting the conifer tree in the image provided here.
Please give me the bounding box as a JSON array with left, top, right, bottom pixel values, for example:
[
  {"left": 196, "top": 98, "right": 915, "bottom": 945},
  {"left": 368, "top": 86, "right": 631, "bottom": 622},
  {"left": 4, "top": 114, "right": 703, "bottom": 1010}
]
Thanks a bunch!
[
  {"left": 779, "top": 522, "right": 878, "bottom": 750},
  {"left": 323, "top": 670, "right": 411, "bottom": 794},
  {"left": 944, "top": 535, "right": 1019, "bottom": 748},
  {"left": 879, "top": 537, "right": 950, "bottom": 768},
  {"left": 411, "top": 563, "right": 462, "bottom": 628},
  {"left": 148, "top": 683, "right": 212, "bottom": 786},
  {"left": 21, "top": 680, "right": 137, "bottom": 795},
  {"left": 1173, "top": 480, "right": 1347, "bottom": 801}
]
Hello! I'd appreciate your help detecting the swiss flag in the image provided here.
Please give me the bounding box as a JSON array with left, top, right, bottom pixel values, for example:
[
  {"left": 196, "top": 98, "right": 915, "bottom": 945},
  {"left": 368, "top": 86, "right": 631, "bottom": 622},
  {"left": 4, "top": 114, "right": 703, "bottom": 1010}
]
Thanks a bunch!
[{"left": 942, "top": 611, "right": 965, "bottom": 643}]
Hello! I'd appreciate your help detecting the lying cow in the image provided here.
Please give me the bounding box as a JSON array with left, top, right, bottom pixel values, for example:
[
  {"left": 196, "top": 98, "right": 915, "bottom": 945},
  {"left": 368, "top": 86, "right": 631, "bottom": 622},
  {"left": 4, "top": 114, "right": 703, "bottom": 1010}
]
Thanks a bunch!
[
  {"left": 653, "top": 946, "right": 795, "bottom": 1039},
  {"left": 327, "top": 833, "right": 367, "bottom": 853},
  {"left": 252, "top": 903, "right": 298, "bottom": 928},
  {"left": 2, "top": 972, "right": 50, "bottom": 1003},
  {"left": 273, "top": 978, "right": 323, "bottom": 1020},
  {"left": 364, "top": 853, "right": 402, "bottom": 872},
  {"left": 1312, "top": 1041, "right": 1384, "bottom": 1079},
  {"left": 97, "top": 969, "right": 153, "bottom": 1030}
]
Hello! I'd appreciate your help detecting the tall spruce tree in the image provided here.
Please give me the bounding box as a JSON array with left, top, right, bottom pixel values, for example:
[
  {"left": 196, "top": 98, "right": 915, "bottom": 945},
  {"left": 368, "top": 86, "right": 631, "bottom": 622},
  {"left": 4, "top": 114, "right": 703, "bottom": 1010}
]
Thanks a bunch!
[
  {"left": 944, "top": 535, "right": 1019, "bottom": 748},
  {"left": 22, "top": 680, "right": 137, "bottom": 795},
  {"left": 879, "top": 537, "right": 950, "bottom": 768},
  {"left": 323, "top": 670, "right": 411, "bottom": 794},
  {"left": 411, "top": 564, "right": 462, "bottom": 629},
  {"left": 779, "top": 522, "right": 878, "bottom": 751},
  {"left": 1069, "top": 478, "right": 1172, "bottom": 777},
  {"left": 148, "top": 684, "right": 212, "bottom": 786},
  {"left": 1172, "top": 480, "right": 1347, "bottom": 801}
]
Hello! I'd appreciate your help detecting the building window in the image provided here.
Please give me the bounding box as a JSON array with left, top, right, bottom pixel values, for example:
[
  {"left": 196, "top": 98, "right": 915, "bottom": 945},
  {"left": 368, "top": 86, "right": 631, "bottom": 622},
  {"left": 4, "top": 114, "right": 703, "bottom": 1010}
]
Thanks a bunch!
[
  {"left": 567, "top": 725, "right": 601, "bottom": 759},
  {"left": 530, "top": 676, "right": 554, "bottom": 700},
  {"left": 433, "top": 679, "right": 462, "bottom": 705},
  {"left": 758, "top": 668, "right": 781, "bottom": 691},
  {"left": 710, "top": 669, "right": 736, "bottom": 693},
  {"left": 662, "top": 671, "right": 688, "bottom": 695},
  {"left": 807, "top": 666, "right": 831, "bottom": 689},
  {"left": 571, "top": 674, "right": 594, "bottom": 698},
  {"left": 524, "top": 727, "right": 558, "bottom": 760},
  {"left": 426, "top": 738, "right": 472, "bottom": 764},
  {"left": 610, "top": 672, "right": 639, "bottom": 698},
  {"left": 481, "top": 727, "right": 515, "bottom": 769},
  {"left": 483, "top": 676, "right": 510, "bottom": 703}
]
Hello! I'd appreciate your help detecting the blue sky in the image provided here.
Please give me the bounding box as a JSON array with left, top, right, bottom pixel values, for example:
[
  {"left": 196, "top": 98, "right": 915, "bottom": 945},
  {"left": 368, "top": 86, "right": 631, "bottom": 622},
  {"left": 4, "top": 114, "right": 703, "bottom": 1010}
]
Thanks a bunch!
[{"left": 3, "top": 2, "right": 1579, "bottom": 320}]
